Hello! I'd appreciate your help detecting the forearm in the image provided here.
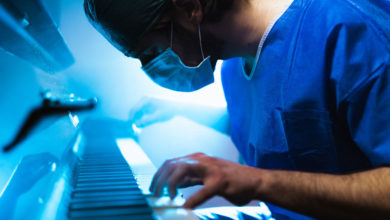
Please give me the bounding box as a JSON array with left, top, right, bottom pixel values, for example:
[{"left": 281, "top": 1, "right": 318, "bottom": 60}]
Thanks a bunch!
[
  {"left": 176, "top": 103, "right": 230, "bottom": 135},
  {"left": 257, "top": 167, "right": 390, "bottom": 219}
]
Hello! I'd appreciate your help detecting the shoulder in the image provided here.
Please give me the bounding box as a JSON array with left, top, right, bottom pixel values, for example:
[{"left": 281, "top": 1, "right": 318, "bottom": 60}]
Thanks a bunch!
[
  {"left": 303, "top": 0, "right": 390, "bottom": 51},
  {"left": 294, "top": 0, "right": 390, "bottom": 100}
]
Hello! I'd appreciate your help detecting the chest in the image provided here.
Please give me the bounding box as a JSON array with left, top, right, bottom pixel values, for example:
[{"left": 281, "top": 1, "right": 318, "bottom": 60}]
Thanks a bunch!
[{"left": 221, "top": 48, "right": 339, "bottom": 172}]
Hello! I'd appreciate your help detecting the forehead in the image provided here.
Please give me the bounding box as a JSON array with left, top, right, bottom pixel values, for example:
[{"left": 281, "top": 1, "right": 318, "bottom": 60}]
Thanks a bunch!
[
  {"left": 124, "top": 28, "right": 170, "bottom": 66},
  {"left": 136, "top": 29, "right": 169, "bottom": 53}
]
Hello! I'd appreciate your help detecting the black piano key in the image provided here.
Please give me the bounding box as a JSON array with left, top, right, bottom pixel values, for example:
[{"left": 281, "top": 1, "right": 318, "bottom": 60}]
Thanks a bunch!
[
  {"left": 81, "top": 158, "right": 126, "bottom": 162},
  {"left": 79, "top": 167, "right": 130, "bottom": 171},
  {"left": 79, "top": 165, "right": 130, "bottom": 170},
  {"left": 77, "top": 171, "right": 132, "bottom": 175},
  {"left": 70, "top": 213, "right": 155, "bottom": 220},
  {"left": 79, "top": 159, "right": 125, "bottom": 162},
  {"left": 82, "top": 152, "right": 122, "bottom": 156},
  {"left": 75, "top": 183, "right": 139, "bottom": 190},
  {"left": 73, "top": 185, "right": 141, "bottom": 193},
  {"left": 78, "top": 170, "right": 134, "bottom": 177},
  {"left": 79, "top": 162, "right": 128, "bottom": 166},
  {"left": 78, "top": 171, "right": 131, "bottom": 176},
  {"left": 68, "top": 122, "right": 155, "bottom": 220},
  {"left": 76, "top": 178, "right": 135, "bottom": 184},
  {"left": 78, "top": 167, "right": 130, "bottom": 171},
  {"left": 74, "top": 182, "right": 139, "bottom": 191},
  {"left": 77, "top": 174, "right": 133, "bottom": 178},
  {"left": 79, "top": 162, "right": 129, "bottom": 167},
  {"left": 76, "top": 176, "right": 133, "bottom": 181},
  {"left": 80, "top": 159, "right": 126, "bottom": 162},
  {"left": 81, "top": 156, "right": 125, "bottom": 161},
  {"left": 79, "top": 164, "right": 129, "bottom": 168},
  {"left": 78, "top": 168, "right": 131, "bottom": 174},
  {"left": 76, "top": 176, "right": 135, "bottom": 184},
  {"left": 77, "top": 174, "right": 134, "bottom": 179},
  {"left": 76, "top": 180, "right": 138, "bottom": 188},
  {"left": 71, "top": 194, "right": 146, "bottom": 203},
  {"left": 68, "top": 206, "right": 153, "bottom": 218},
  {"left": 72, "top": 190, "right": 144, "bottom": 199},
  {"left": 76, "top": 179, "right": 134, "bottom": 184},
  {"left": 80, "top": 160, "right": 125, "bottom": 163},
  {"left": 78, "top": 167, "right": 130, "bottom": 174},
  {"left": 70, "top": 198, "right": 148, "bottom": 210},
  {"left": 79, "top": 161, "right": 127, "bottom": 165}
]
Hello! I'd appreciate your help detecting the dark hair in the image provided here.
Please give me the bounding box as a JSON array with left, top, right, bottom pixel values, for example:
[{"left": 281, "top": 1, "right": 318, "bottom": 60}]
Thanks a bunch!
[
  {"left": 84, "top": 0, "right": 234, "bottom": 56},
  {"left": 201, "top": 0, "right": 234, "bottom": 23}
]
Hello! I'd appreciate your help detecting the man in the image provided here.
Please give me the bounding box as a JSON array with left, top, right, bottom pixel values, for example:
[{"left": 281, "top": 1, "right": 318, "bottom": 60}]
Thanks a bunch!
[{"left": 84, "top": 0, "right": 390, "bottom": 219}]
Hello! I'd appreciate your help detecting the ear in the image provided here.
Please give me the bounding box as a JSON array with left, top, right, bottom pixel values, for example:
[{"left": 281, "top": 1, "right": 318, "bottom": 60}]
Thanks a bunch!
[{"left": 171, "top": 0, "right": 203, "bottom": 24}]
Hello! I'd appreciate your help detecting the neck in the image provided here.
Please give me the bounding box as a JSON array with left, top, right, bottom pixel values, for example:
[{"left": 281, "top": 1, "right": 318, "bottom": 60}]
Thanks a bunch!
[{"left": 205, "top": 0, "right": 293, "bottom": 60}]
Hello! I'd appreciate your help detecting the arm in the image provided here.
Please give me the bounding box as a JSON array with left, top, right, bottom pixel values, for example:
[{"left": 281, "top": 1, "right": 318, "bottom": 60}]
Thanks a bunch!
[
  {"left": 258, "top": 167, "right": 390, "bottom": 219},
  {"left": 129, "top": 97, "right": 230, "bottom": 135},
  {"left": 176, "top": 103, "right": 230, "bottom": 135},
  {"left": 262, "top": 37, "right": 390, "bottom": 218},
  {"left": 149, "top": 153, "right": 390, "bottom": 219}
]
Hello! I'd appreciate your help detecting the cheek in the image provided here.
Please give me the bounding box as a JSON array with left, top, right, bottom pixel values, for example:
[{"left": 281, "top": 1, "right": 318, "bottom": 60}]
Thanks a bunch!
[
  {"left": 171, "top": 31, "right": 205, "bottom": 66},
  {"left": 173, "top": 48, "right": 204, "bottom": 67}
]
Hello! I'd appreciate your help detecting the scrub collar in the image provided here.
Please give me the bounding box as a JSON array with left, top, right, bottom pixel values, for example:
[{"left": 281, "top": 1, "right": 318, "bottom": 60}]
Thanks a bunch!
[{"left": 242, "top": 0, "right": 294, "bottom": 80}]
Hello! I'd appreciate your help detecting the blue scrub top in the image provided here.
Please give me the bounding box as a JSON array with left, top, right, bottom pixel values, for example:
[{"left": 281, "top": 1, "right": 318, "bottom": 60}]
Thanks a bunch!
[
  {"left": 223, "top": 0, "right": 390, "bottom": 173},
  {"left": 222, "top": 0, "right": 390, "bottom": 173},
  {"left": 222, "top": 0, "right": 390, "bottom": 217}
]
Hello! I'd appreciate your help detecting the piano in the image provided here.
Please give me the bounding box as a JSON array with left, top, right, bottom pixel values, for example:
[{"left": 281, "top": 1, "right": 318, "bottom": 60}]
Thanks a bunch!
[
  {"left": 1, "top": 115, "right": 197, "bottom": 219},
  {"left": 0, "top": 0, "right": 198, "bottom": 219}
]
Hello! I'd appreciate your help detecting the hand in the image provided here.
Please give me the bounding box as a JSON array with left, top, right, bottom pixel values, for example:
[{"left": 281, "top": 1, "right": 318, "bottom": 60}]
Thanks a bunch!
[
  {"left": 129, "top": 97, "right": 178, "bottom": 128},
  {"left": 149, "top": 153, "right": 264, "bottom": 209}
]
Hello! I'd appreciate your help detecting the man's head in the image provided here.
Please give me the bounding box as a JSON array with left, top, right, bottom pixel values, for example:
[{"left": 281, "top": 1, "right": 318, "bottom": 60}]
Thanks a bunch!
[{"left": 84, "top": 0, "right": 234, "bottom": 66}]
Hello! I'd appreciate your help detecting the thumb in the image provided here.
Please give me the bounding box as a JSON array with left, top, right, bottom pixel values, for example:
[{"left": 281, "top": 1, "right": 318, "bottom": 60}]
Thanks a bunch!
[{"left": 183, "top": 185, "right": 216, "bottom": 209}]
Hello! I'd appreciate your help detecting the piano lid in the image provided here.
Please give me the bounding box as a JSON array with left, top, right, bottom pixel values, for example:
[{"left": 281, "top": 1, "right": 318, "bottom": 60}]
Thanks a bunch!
[{"left": 0, "top": 0, "right": 74, "bottom": 73}]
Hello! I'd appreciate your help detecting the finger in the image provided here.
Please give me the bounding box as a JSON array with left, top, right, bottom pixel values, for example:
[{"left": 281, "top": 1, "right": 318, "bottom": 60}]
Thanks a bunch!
[
  {"left": 150, "top": 160, "right": 171, "bottom": 192},
  {"left": 129, "top": 97, "right": 154, "bottom": 122},
  {"left": 178, "top": 177, "right": 203, "bottom": 188},
  {"left": 188, "top": 152, "right": 206, "bottom": 158},
  {"left": 167, "top": 165, "right": 191, "bottom": 199},
  {"left": 154, "top": 163, "right": 176, "bottom": 197},
  {"left": 183, "top": 185, "right": 217, "bottom": 209},
  {"left": 150, "top": 154, "right": 200, "bottom": 193},
  {"left": 132, "top": 108, "right": 154, "bottom": 126},
  {"left": 129, "top": 98, "right": 148, "bottom": 120}
]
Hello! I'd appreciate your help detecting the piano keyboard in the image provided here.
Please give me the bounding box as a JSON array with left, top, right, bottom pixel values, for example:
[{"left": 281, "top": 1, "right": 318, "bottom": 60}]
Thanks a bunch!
[
  {"left": 63, "top": 118, "right": 197, "bottom": 220},
  {"left": 67, "top": 121, "right": 156, "bottom": 220}
]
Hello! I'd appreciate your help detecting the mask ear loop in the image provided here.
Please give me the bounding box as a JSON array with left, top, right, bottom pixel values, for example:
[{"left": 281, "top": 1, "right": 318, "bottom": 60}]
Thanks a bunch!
[
  {"left": 170, "top": 21, "right": 174, "bottom": 49},
  {"left": 198, "top": 24, "right": 205, "bottom": 60}
]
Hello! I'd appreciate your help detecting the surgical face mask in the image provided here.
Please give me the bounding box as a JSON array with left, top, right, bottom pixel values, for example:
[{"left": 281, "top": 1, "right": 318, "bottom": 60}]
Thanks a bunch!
[{"left": 142, "top": 23, "right": 214, "bottom": 92}]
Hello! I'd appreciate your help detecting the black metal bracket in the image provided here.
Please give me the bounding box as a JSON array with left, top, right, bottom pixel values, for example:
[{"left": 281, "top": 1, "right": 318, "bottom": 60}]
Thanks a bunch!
[{"left": 3, "top": 92, "right": 97, "bottom": 152}]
